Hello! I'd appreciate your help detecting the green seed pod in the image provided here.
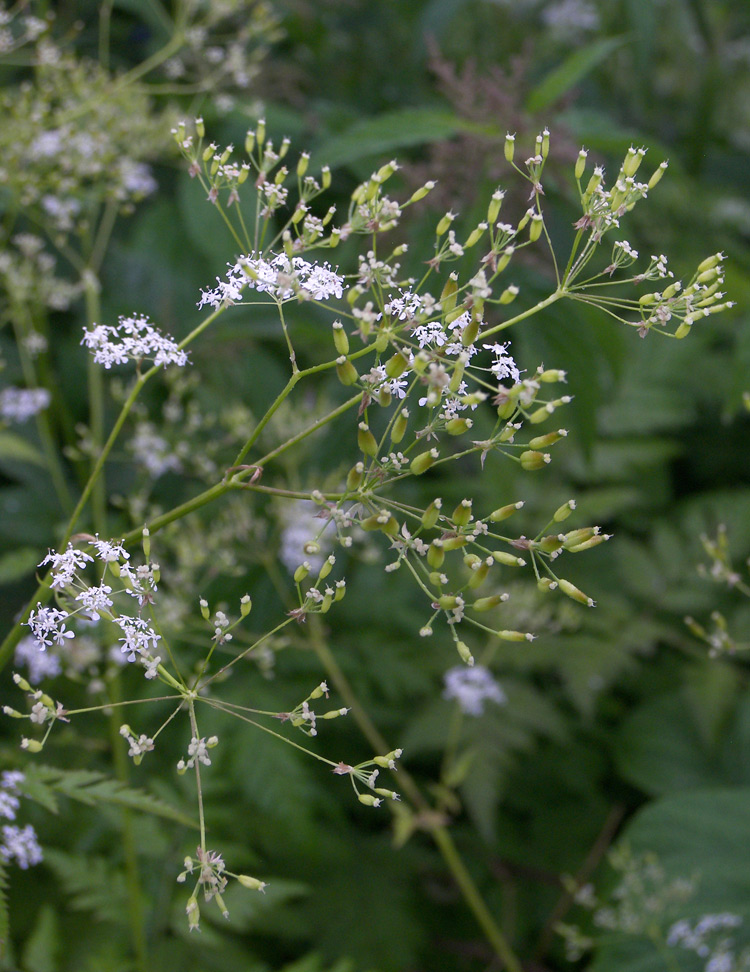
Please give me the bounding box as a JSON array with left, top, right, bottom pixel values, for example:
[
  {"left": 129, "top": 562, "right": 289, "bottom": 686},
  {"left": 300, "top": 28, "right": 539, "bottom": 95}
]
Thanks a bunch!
[
  {"left": 553, "top": 500, "right": 576, "bottom": 522},
  {"left": 575, "top": 149, "right": 588, "bottom": 180},
  {"left": 499, "top": 285, "right": 519, "bottom": 305},
  {"left": 537, "top": 577, "right": 557, "bottom": 593},
  {"left": 347, "top": 462, "right": 365, "bottom": 491},
  {"left": 438, "top": 594, "right": 461, "bottom": 610},
  {"left": 467, "top": 561, "right": 490, "bottom": 588},
  {"left": 504, "top": 133, "right": 515, "bottom": 163},
  {"left": 440, "top": 273, "right": 458, "bottom": 314},
  {"left": 385, "top": 352, "right": 409, "bottom": 379},
  {"left": 358, "top": 423, "right": 378, "bottom": 457},
  {"left": 422, "top": 498, "right": 442, "bottom": 529},
  {"left": 456, "top": 640, "right": 474, "bottom": 665},
  {"left": 496, "top": 629, "right": 531, "bottom": 642},
  {"left": 452, "top": 499, "right": 472, "bottom": 527},
  {"left": 529, "top": 430, "right": 567, "bottom": 448},
  {"left": 442, "top": 535, "right": 468, "bottom": 551},
  {"left": 490, "top": 502, "right": 524, "bottom": 522},
  {"left": 240, "top": 595, "right": 252, "bottom": 617},
  {"left": 538, "top": 534, "right": 564, "bottom": 553},
  {"left": 558, "top": 578, "right": 596, "bottom": 606},
  {"left": 410, "top": 449, "right": 438, "bottom": 475},
  {"left": 520, "top": 450, "right": 550, "bottom": 470},
  {"left": 472, "top": 594, "right": 503, "bottom": 612},
  {"left": 491, "top": 550, "right": 525, "bottom": 567},
  {"left": 446, "top": 417, "right": 472, "bottom": 435},
  {"left": 427, "top": 540, "right": 445, "bottom": 568},
  {"left": 294, "top": 562, "right": 310, "bottom": 583},
  {"left": 529, "top": 214, "right": 544, "bottom": 242},
  {"left": 332, "top": 321, "right": 349, "bottom": 355},
  {"left": 461, "top": 316, "right": 480, "bottom": 346},
  {"left": 336, "top": 356, "right": 359, "bottom": 386}
]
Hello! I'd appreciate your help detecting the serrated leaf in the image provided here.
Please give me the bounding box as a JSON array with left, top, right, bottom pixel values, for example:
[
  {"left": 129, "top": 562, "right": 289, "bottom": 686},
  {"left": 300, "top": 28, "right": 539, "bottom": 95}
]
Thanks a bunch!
[
  {"left": 42, "top": 849, "right": 129, "bottom": 924},
  {"left": 0, "top": 432, "right": 45, "bottom": 466},
  {"left": 20, "top": 904, "right": 59, "bottom": 972},
  {"left": 526, "top": 37, "right": 626, "bottom": 114},
  {"left": 22, "top": 765, "right": 195, "bottom": 828}
]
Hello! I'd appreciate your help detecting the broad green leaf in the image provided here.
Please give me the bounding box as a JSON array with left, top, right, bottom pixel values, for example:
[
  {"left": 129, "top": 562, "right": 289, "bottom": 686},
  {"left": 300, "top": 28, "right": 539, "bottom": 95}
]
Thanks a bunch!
[
  {"left": 591, "top": 788, "right": 750, "bottom": 972},
  {"left": 0, "top": 546, "right": 40, "bottom": 584},
  {"left": 313, "top": 108, "right": 486, "bottom": 171},
  {"left": 526, "top": 37, "right": 626, "bottom": 114},
  {"left": 0, "top": 432, "right": 45, "bottom": 466}
]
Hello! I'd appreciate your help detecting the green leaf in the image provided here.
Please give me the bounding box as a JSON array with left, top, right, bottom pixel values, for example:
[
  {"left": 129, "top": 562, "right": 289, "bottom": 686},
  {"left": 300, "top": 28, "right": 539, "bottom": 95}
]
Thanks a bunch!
[
  {"left": 526, "top": 37, "right": 626, "bottom": 114},
  {"left": 591, "top": 789, "right": 750, "bottom": 972},
  {"left": 22, "top": 765, "right": 196, "bottom": 828},
  {"left": 0, "top": 432, "right": 45, "bottom": 466},
  {"left": 21, "top": 904, "right": 59, "bottom": 972},
  {"left": 313, "top": 108, "right": 483, "bottom": 171},
  {"left": 0, "top": 546, "right": 40, "bottom": 584}
]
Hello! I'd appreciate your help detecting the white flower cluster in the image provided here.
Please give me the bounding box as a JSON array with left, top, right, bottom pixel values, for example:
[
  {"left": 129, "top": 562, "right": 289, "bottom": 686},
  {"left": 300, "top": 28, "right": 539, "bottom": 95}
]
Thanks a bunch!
[
  {"left": 443, "top": 665, "right": 507, "bottom": 716},
  {"left": 15, "top": 635, "right": 62, "bottom": 683},
  {"left": 198, "top": 252, "right": 345, "bottom": 309},
  {"left": 0, "top": 771, "right": 42, "bottom": 870},
  {"left": 667, "top": 914, "right": 747, "bottom": 971},
  {"left": 177, "top": 735, "right": 218, "bottom": 772},
  {"left": 81, "top": 314, "right": 189, "bottom": 369},
  {"left": 0, "top": 386, "right": 51, "bottom": 423}
]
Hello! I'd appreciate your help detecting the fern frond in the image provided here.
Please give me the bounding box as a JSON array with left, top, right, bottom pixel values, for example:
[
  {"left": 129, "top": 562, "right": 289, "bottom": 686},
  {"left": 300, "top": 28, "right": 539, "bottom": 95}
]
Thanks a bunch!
[{"left": 22, "top": 765, "right": 195, "bottom": 828}]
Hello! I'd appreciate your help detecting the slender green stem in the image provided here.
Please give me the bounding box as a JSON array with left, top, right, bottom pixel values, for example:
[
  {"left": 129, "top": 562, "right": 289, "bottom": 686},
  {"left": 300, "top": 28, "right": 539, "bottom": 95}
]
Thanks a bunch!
[
  {"left": 107, "top": 676, "right": 149, "bottom": 972},
  {"left": 306, "top": 620, "right": 522, "bottom": 971},
  {"left": 480, "top": 290, "right": 565, "bottom": 340}
]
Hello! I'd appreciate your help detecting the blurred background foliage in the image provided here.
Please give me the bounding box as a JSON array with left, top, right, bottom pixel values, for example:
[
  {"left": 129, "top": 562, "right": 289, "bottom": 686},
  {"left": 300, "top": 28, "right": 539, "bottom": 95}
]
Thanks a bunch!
[{"left": 1, "top": 0, "right": 750, "bottom": 970}]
